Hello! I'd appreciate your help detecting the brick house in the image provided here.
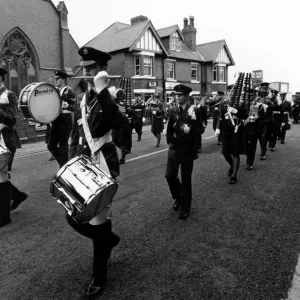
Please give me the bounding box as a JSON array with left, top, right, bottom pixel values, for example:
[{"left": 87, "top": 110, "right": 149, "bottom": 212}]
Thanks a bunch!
[
  {"left": 157, "top": 17, "right": 203, "bottom": 102},
  {"left": 196, "top": 40, "right": 235, "bottom": 95},
  {"left": 0, "top": 0, "right": 80, "bottom": 142},
  {"left": 84, "top": 15, "right": 235, "bottom": 104}
]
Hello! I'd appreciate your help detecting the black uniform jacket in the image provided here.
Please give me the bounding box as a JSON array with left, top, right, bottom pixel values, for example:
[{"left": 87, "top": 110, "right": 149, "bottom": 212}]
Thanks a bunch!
[
  {"left": 166, "top": 104, "right": 204, "bottom": 160},
  {"left": 259, "top": 97, "right": 278, "bottom": 123},
  {"left": 0, "top": 86, "right": 18, "bottom": 153},
  {"left": 280, "top": 100, "right": 292, "bottom": 119},
  {"left": 217, "top": 103, "right": 248, "bottom": 134},
  {"left": 70, "top": 88, "right": 123, "bottom": 178},
  {"left": 210, "top": 98, "right": 223, "bottom": 119}
]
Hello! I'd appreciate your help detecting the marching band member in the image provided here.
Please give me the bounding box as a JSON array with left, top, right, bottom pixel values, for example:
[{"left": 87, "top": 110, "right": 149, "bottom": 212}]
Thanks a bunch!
[
  {"left": 0, "top": 67, "right": 27, "bottom": 227},
  {"left": 292, "top": 94, "right": 300, "bottom": 124},
  {"left": 165, "top": 84, "right": 204, "bottom": 219},
  {"left": 244, "top": 89, "right": 260, "bottom": 170},
  {"left": 278, "top": 92, "right": 292, "bottom": 144},
  {"left": 210, "top": 91, "right": 224, "bottom": 145},
  {"left": 194, "top": 96, "right": 207, "bottom": 153},
  {"left": 256, "top": 83, "right": 277, "bottom": 160},
  {"left": 47, "top": 70, "right": 76, "bottom": 168},
  {"left": 216, "top": 97, "right": 248, "bottom": 184},
  {"left": 68, "top": 47, "right": 121, "bottom": 297},
  {"left": 109, "top": 87, "right": 131, "bottom": 164},
  {"left": 148, "top": 94, "right": 164, "bottom": 147},
  {"left": 129, "top": 94, "right": 145, "bottom": 141}
]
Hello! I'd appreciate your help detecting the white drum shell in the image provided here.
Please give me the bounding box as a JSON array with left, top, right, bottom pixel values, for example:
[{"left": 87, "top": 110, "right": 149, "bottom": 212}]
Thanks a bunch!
[{"left": 19, "top": 82, "right": 61, "bottom": 123}]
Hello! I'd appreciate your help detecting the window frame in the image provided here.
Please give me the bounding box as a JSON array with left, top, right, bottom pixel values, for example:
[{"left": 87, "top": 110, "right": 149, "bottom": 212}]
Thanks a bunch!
[
  {"left": 166, "top": 61, "right": 175, "bottom": 80},
  {"left": 218, "top": 66, "right": 225, "bottom": 82},
  {"left": 191, "top": 64, "right": 198, "bottom": 81},
  {"left": 213, "top": 66, "right": 217, "bottom": 81},
  {"left": 143, "top": 55, "right": 153, "bottom": 76},
  {"left": 134, "top": 56, "right": 140, "bottom": 76}
]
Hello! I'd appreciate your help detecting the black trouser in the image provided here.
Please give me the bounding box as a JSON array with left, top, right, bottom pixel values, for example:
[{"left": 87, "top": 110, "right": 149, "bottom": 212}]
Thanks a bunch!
[
  {"left": 0, "top": 181, "right": 11, "bottom": 225},
  {"left": 165, "top": 153, "right": 194, "bottom": 213},
  {"left": 268, "top": 122, "right": 277, "bottom": 148},
  {"left": 281, "top": 126, "right": 287, "bottom": 142},
  {"left": 66, "top": 217, "right": 117, "bottom": 284},
  {"left": 131, "top": 119, "right": 143, "bottom": 140},
  {"left": 47, "top": 114, "right": 72, "bottom": 168},
  {"left": 245, "top": 134, "right": 258, "bottom": 166},
  {"left": 199, "top": 135, "right": 202, "bottom": 150},
  {"left": 293, "top": 109, "right": 299, "bottom": 123},
  {"left": 258, "top": 122, "right": 273, "bottom": 155},
  {"left": 213, "top": 118, "right": 222, "bottom": 142}
]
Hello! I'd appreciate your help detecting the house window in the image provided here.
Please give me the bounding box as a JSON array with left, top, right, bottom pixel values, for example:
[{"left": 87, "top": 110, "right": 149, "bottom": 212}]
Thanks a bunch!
[
  {"left": 213, "top": 66, "right": 217, "bottom": 81},
  {"left": 191, "top": 64, "right": 198, "bottom": 81},
  {"left": 143, "top": 56, "right": 153, "bottom": 76},
  {"left": 134, "top": 56, "right": 140, "bottom": 76},
  {"left": 167, "top": 61, "right": 175, "bottom": 80},
  {"left": 219, "top": 66, "right": 225, "bottom": 82},
  {"left": 0, "top": 30, "right": 37, "bottom": 95},
  {"left": 170, "top": 32, "right": 181, "bottom": 51}
]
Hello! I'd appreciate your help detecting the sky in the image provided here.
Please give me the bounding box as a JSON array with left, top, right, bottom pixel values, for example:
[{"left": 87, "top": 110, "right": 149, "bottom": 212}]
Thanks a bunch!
[{"left": 53, "top": 0, "right": 299, "bottom": 93}]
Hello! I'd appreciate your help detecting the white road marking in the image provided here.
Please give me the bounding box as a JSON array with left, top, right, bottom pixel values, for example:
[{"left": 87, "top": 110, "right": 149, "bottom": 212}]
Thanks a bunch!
[
  {"left": 15, "top": 135, "right": 217, "bottom": 160},
  {"left": 126, "top": 135, "right": 216, "bottom": 163}
]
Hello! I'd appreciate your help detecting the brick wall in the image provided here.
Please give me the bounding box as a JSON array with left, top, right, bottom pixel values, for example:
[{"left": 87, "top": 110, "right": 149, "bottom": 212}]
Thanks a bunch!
[{"left": 0, "top": 0, "right": 80, "bottom": 143}]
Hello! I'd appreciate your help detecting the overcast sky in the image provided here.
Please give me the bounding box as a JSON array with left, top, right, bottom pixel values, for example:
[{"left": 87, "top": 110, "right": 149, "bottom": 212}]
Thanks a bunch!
[{"left": 53, "top": 0, "right": 299, "bottom": 93}]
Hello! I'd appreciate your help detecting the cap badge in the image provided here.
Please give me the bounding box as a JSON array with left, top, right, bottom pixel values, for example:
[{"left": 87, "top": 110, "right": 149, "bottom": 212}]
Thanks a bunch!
[{"left": 83, "top": 48, "right": 88, "bottom": 55}]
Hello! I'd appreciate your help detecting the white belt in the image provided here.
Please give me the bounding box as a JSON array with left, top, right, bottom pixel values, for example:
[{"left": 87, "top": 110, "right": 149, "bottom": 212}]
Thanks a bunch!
[
  {"left": 225, "top": 115, "right": 237, "bottom": 120},
  {"left": 273, "top": 111, "right": 280, "bottom": 114},
  {"left": 61, "top": 110, "right": 72, "bottom": 114},
  {"left": 135, "top": 109, "right": 143, "bottom": 111}
]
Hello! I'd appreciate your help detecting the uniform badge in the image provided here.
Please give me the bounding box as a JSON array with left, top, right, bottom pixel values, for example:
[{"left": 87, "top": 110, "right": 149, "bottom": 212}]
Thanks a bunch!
[{"left": 83, "top": 48, "right": 88, "bottom": 55}]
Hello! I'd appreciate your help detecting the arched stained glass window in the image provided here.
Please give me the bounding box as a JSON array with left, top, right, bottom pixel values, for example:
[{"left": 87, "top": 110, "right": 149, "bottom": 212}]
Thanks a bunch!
[{"left": 0, "top": 30, "right": 37, "bottom": 95}]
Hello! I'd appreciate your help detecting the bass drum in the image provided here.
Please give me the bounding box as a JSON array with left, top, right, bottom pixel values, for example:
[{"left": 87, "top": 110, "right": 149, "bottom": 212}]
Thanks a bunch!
[
  {"left": 50, "top": 155, "right": 118, "bottom": 224},
  {"left": 19, "top": 82, "right": 61, "bottom": 123}
]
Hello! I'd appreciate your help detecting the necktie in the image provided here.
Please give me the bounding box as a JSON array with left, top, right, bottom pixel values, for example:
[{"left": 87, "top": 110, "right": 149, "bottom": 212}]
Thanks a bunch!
[{"left": 179, "top": 106, "right": 183, "bottom": 115}]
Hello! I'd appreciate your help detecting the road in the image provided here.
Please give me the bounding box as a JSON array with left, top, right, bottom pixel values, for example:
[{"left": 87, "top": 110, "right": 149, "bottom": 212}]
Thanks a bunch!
[{"left": 1, "top": 121, "right": 300, "bottom": 300}]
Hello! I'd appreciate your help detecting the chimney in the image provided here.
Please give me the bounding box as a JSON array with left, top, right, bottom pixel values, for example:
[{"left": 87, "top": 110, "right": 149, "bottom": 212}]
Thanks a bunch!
[
  {"left": 183, "top": 18, "right": 188, "bottom": 29},
  {"left": 182, "top": 16, "right": 197, "bottom": 51},
  {"left": 130, "top": 15, "right": 148, "bottom": 26},
  {"left": 190, "top": 16, "right": 194, "bottom": 28}
]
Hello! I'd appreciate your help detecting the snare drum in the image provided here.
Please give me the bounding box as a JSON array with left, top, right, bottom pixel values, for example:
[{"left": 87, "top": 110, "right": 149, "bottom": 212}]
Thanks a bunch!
[
  {"left": 0, "top": 143, "right": 11, "bottom": 171},
  {"left": 19, "top": 82, "right": 61, "bottom": 123},
  {"left": 50, "top": 155, "right": 118, "bottom": 223}
]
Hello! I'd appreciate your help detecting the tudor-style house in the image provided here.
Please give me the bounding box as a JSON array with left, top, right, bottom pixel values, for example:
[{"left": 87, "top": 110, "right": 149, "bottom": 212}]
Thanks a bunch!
[
  {"left": 84, "top": 15, "right": 235, "bottom": 104},
  {"left": 197, "top": 40, "right": 235, "bottom": 95}
]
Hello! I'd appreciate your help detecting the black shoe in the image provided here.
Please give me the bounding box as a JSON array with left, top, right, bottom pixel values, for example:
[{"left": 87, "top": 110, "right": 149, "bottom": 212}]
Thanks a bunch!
[
  {"left": 217, "top": 141, "right": 222, "bottom": 145},
  {"left": 11, "top": 192, "right": 28, "bottom": 211},
  {"left": 281, "top": 141, "right": 285, "bottom": 144},
  {"left": 229, "top": 176, "right": 237, "bottom": 184},
  {"left": 125, "top": 150, "right": 131, "bottom": 154},
  {"left": 0, "top": 219, "right": 11, "bottom": 228},
  {"left": 173, "top": 199, "right": 181, "bottom": 211},
  {"left": 246, "top": 165, "right": 253, "bottom": 171},
  {"left": 137, "top": 138, "right": 141, "bottom": 142},
  {"left": 179, "top": 211, "right": 189, "bottom": 220},
  {"left": 110, "top": 233, "right": 121, "bottom": 249},
  {"left": 198, "top": 148, "right": 202, "bottom": 153},
  {"left": 260, "top": 155, "right": 266, "bottom": 160},
  {"left": 119, "top": 158, "right": 125, "bottom": 165},
  {"left": 270, "top": 148, "right": 275, "bottom": 152},
  {"left": 156, "top": 143, "right": 160, "bottom": 147},
  {"left": 49, "top": 156, "right": 55, "bottom": 161},
  {"left": 86, "top": 277, "right": 105, "bottom": 297},
  {"left": 228, "top": 167, "right": 233, "bottom": 177}
]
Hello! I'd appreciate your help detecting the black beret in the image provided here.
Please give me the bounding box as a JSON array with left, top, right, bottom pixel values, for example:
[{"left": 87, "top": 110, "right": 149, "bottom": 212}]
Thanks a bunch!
[
  {"left": 0, "top": 67, "right": 8, "bottom": 76},
  {"left": 260, "top": 82, "right": 269, "bottom": 87},
  {"left": 217, "top": 91, "right": 225, "bottom": 96},
  {"left": 78, "top": 47, "right": 112, "bottom": 67},
  {"left": 279, "top": 92, "right": 287, "bottom": 96},
  {"left": 54, "top": 70, "right": 68, "bottom": 79},
  {"left": 173, "top": 84, "right": 192, "bottom": 95}
]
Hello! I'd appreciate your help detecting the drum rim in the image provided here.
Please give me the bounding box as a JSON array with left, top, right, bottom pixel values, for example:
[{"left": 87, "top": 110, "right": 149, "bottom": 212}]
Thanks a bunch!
[{"left": 20, "top": 82, "right": 61, "bottom": 123}]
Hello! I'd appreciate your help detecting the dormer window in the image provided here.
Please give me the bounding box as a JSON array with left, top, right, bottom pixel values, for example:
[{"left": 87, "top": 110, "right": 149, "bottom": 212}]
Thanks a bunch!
[{"left": 170, "top": 32, "right": 181, "bottom": 51}]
